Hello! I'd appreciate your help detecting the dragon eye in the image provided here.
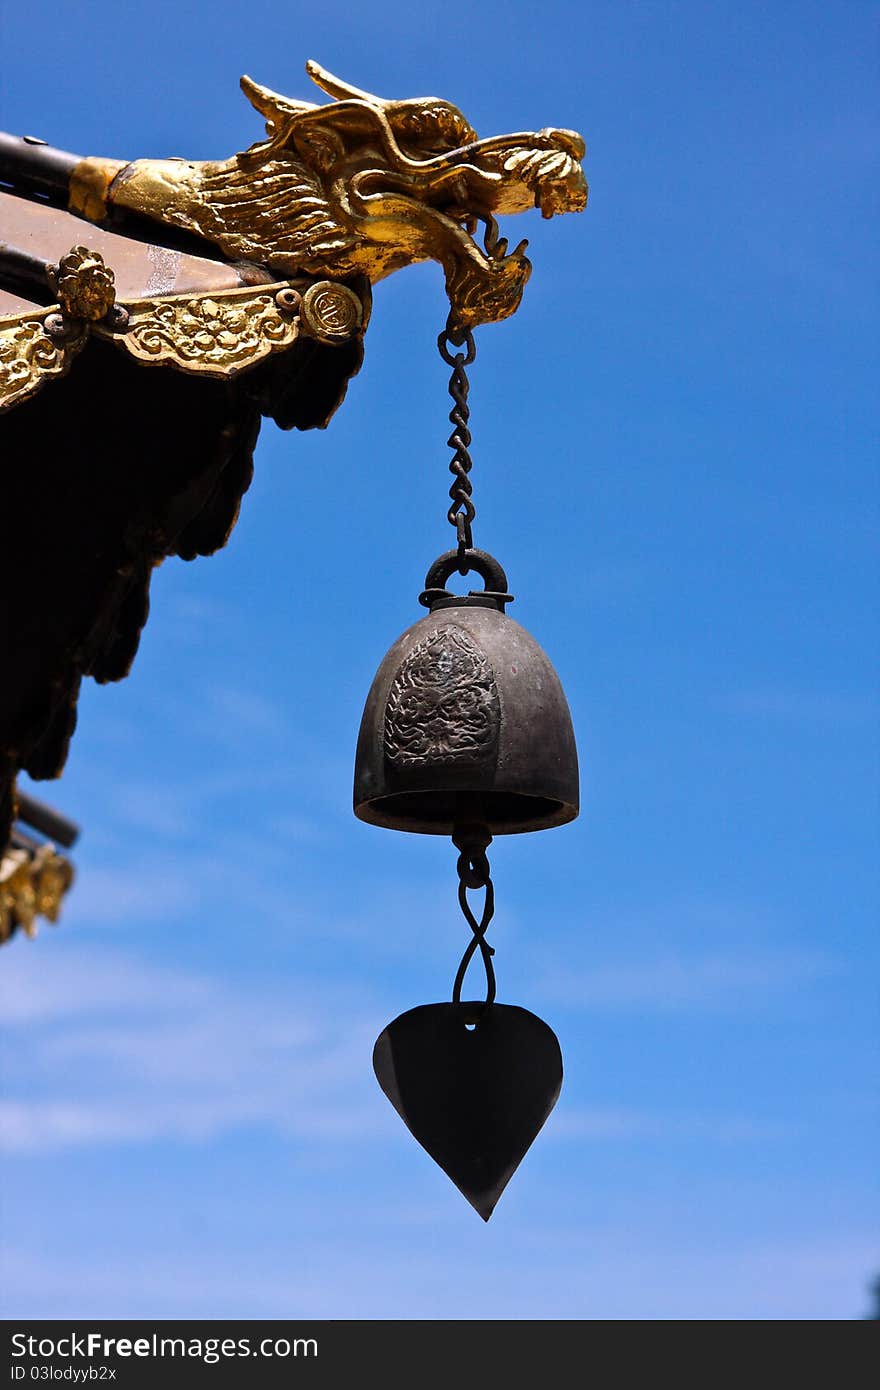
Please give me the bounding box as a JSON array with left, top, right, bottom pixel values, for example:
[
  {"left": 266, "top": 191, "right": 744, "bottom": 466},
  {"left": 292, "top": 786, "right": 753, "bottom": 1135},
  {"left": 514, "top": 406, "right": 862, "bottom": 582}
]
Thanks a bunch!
[{"left": 393, "top": 105, "right": 475, "bottom": 150}]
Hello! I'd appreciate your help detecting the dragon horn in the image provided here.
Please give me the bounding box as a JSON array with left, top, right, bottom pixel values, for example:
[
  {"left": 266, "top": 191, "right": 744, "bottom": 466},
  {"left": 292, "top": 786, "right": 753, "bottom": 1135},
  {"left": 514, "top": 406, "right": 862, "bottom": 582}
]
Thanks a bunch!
[
  {"left": 305, "top": 59, "right": 388, "bottom": 107},
  {"left": 240, "top": 75, "right": 317, "bottom": 123}
]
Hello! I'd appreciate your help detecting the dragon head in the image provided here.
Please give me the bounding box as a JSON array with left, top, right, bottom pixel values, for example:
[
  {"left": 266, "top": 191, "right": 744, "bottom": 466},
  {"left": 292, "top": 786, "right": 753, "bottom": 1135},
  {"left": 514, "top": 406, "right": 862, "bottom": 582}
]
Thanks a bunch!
[
  {"left": 238, "top": 62, "right": 587, "bottom": 326},
  {"left": 82, "top": 62, "right": 587, "bottom": 329}
]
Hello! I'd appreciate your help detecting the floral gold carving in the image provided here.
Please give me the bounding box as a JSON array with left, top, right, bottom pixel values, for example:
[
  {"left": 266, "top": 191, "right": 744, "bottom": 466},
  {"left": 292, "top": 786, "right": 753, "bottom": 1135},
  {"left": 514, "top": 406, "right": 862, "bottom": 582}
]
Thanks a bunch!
[
  {"left": 101, "top": 284, "right": 303, "bottom": 377},
  {"left": 0, "top": 313, "right": 86, "bottom": 412},
  {"left": 49, "top": 245, "right": 117, "bottom": 321}
]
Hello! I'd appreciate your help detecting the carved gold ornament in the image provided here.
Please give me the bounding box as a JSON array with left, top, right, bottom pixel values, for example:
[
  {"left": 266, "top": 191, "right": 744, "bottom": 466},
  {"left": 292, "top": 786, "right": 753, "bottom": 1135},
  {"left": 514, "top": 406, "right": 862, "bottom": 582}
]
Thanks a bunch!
[
  {"left": 48, "top": 245, "right": 116, "bottom": 321},
  {"left": 299, "top": 281, "right": 364, "bottom": 344},
  {"left": 1, "top": 259, "right": 364, "bottom": 409},
  {"left": 0, "top": 311, "right": 86, "bottom": 411},
  {"left": 69, "top": 61, "right": 588, "bottom": 329},
  {"left": 0, "top": 844, "right": 73, "bottom": 943},
  {"left": 101, "top": 283, "right": 305, "bottom": 377}
]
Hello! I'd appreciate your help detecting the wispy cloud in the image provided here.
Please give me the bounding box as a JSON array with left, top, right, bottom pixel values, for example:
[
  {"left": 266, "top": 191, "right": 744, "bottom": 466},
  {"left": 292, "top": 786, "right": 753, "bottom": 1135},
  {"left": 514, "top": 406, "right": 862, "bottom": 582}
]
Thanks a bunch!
[
  {"left": 0, "top": 948, "right": 388, "bottom": 1154},
  {"left": 536, "top": 948, "right": 836, "bottom": 1012},
  {"left": 552, "top": 1107, "right": 795, "bottom": 1142},
  {"left": 0, "top": 944, "right": 805, "bottom": 1158},
  {"left": 62, "top": 862, "right": 202, "bottom": 925},
  {"left": 720, "top": 686, "right": 876, "bottom": 726},
  {"left": 164, "top": 592, "right": 240, "bottom": 634},
  {"left": 1, "top": 1232, "right": 874, "bottom": 1321},
  {"left": 0, "top": 949, "right": 212, "bottom": 1024},
  {"left": 98, "top": 764, "right": 334, "bottom": 844},
  {"left": 206, "top": 685, "right": 288, "bottom": 738}
]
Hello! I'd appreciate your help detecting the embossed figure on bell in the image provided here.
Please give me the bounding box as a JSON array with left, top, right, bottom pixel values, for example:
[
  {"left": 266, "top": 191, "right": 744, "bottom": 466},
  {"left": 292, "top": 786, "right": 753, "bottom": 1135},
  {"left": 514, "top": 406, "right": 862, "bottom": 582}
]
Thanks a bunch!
[
  {"left": 354, "top": 549, "right": 579, "bottom": 835},
  {"left": 384, "top": 625, "right": 501, "bottom": 775}
]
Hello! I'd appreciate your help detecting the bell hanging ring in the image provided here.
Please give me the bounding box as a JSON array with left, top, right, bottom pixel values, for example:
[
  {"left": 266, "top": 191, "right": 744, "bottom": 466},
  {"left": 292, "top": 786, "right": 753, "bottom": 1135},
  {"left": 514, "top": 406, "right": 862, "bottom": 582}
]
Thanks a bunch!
[{"left": 354, "top": 548, "right": 579, "bottom": 835}]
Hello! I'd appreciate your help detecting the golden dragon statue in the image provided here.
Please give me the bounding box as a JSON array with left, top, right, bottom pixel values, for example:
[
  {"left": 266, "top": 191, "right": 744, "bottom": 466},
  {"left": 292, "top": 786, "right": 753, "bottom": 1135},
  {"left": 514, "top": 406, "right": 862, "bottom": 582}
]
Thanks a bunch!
[{"left": 68, "top": 60, "right": 588, "bottom": 328}]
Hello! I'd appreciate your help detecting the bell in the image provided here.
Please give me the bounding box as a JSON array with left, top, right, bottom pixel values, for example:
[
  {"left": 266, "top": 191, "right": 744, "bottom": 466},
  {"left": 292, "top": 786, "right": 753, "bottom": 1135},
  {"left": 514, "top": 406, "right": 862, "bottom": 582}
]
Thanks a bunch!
[
  {"left": 354, "top": 549, "right": 579, "bottom": 835},
  {"left": 355, "top": 320, "right": 580, "bottom": 1219}
]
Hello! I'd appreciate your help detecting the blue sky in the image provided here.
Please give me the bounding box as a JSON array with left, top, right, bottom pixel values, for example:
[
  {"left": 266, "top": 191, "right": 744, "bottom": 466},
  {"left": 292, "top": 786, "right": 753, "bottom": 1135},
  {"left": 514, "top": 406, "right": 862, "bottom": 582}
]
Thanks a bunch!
[{"left": 1, "top": 0, "right": 877, "bottom": 1319}]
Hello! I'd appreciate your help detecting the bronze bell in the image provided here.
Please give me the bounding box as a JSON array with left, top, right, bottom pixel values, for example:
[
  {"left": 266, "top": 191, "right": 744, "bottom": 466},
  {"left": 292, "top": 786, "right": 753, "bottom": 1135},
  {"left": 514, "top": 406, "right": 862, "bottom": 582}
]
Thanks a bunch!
[
  {"left": 357, "top": 319, "right": 581, "bottom": 1219},
  {"left": 354, "top": 549, "right": 579, "bottom": 835}
]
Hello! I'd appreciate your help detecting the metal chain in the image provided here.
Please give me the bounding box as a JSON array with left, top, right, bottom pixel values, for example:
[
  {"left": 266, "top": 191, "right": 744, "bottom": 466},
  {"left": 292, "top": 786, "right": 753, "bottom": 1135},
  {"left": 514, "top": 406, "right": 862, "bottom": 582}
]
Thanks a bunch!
[
  {"left": 437, "top": 314, "right": 477, "bottom": 571},
  {"left": 435, "top": 217, "right": 511, "bottom": 570},
  {"left": 451, "top": 825, "right": 496, "bottom": 1006}
]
